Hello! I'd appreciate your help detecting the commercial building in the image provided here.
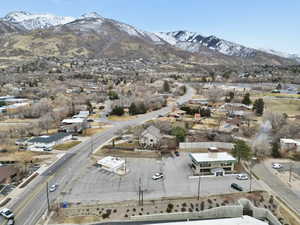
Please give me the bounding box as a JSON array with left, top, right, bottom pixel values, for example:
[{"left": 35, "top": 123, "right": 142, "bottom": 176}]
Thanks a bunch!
[
  {"left": 150, "top": 216, "right": 268, "bottom": 225},
  {"left": 97, "top": 156, "right": 125, "bottom": 174},
  {"left": 189, "top": 152, "right": 236, "bottom": 176}
]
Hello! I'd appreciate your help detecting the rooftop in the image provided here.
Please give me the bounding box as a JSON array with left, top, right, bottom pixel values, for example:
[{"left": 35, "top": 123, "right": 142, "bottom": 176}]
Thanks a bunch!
[
  {"left": 97, "top": 156, "right": 125, "bottom": 169},
  {"left": 28, "top": 132, "right": 71, "bottom": 144},
  {"left": 151, "top": 216, "right": 267, "bottom": 225},
  {"left": 189, "top": 152, "right": 236, "bottom": 163},
  {"left": 141, "top": 125, "right": 161, "bottom": 138}
]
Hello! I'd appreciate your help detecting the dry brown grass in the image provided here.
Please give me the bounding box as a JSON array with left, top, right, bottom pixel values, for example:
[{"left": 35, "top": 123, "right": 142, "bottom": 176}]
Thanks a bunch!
[
  {"left": 264, "top": 98, "right": 300, "bottom": 115},
  {"left": 54, "top": 141, "right": 81, "bottom": 150},
  {"left": 108, "top": 115, "right": 137, "bottom": 121},
  {"left": 83, "top": 128, "right": 106, "bottom": 136}
]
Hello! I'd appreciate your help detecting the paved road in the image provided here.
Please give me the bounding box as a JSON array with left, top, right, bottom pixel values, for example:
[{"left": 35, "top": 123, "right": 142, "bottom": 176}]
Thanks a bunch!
[
  {"left": 0, "top": 86, "right": 195, "bottom": 225},
  {"left": 252, "top": 162, "right": 300, "bottom": 215}
]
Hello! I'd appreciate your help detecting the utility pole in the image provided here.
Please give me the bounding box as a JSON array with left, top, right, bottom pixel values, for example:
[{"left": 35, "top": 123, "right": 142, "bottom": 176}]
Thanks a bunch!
[
  {"left": 289, "top": 163, "right": 293, "bottom": 183},
  {"left": 46, "top": 182, "right": 50, "bottom": 213},
  {"left": 197, "top": 173, "right": 201, "bottom": 200},
  {"left": 249, "top": 161, "right": 252, "bottom": 193},
  {"left": 138, "top": 177, "right": 141, "bottom": 205},
  {"left": 90, "top": 136, "right": 94, "bottom": 155}
]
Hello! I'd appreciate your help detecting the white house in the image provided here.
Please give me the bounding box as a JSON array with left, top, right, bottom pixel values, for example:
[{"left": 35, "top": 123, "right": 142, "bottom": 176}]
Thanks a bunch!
[
  {"left": 97, "top": 156, "right": 125, "bottom": 173},
  {"left": 27, "top": 133, "right": 72, "bottom": 151},
  {"left": 139, "top": 126, "right": 161, "bottom": 149},
  {"left": 280, "top": 138, "right": 300, "bottom": 152}
]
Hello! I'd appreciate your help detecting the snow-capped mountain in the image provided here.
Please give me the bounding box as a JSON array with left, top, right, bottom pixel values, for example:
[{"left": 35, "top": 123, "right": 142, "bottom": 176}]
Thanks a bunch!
[
  {"left": 156, "top": 31, "right": 257, "bottom": 58},
  {"left": 0, "top": 20, "right": 25, "bottom": 34},
  {"left": 260, "top": 48, "right": 300, "bottom": 62},
  {"left": 3, "top": 11, "right": 75, "bottom": 30},
  {"left": 1, "top": 11, "right": 164, "bottom": 43}
]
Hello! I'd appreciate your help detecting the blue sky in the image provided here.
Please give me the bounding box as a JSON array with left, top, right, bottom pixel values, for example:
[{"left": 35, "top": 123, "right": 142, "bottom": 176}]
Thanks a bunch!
[{"left": 1, "top": 0, "right": 300, "bottom": 54}]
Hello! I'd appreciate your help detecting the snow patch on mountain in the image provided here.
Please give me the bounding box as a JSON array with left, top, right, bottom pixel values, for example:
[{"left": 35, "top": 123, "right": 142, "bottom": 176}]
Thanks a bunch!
[
  {"left": 4, "top": 11, "right": 75, "bottom": 30},
  {"left": 158, "top": 31, "right": 257, "bottom": 58},
  {"left": 260, "top": 48, "right": 300, "bottom": 61},
  {"left": 80, "top": 12, "right": 104, "bottom": 20}
]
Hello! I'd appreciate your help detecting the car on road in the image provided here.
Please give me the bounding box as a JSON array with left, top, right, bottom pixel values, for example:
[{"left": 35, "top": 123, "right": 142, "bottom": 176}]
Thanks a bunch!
[
  {"left": 236, "top": 173, "right": 249, "bottom": 180},
  {"left": 0, "top": 208, "right": 14, "bottom": 219},
  {"left": 231, "top": 183, "right": 243, "bottom": 191},
  {"left": 152, "top": 172, "right": 164, "bottom": 180},
  {"left": 49, "top": 184, "right": 58, "bottom": 192},
  {"left": 174, "top": 151, "right": 180, "bottom": 157},
  {"left": 272, "top": 163, "right": 283, "bottom": 169}
]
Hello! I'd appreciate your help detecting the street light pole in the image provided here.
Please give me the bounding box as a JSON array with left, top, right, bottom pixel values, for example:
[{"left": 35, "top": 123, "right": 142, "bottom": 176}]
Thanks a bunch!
[
  {"left": 197, "top": 173, "right": 201, "bottom": 200},
  {"left": 46, "top": 182, "right": 50, "bottom": 213}
]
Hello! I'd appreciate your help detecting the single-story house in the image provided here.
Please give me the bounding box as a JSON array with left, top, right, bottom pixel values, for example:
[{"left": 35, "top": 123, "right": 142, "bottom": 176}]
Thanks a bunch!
[
  {"left": 139, "top": 126, "right": 161, "bottom": 149},
  {"left": 27, "top": 132, "right": 72, "bottom": 150},
  {"left": 280, "top": 138, "right": 300, "bottom": 152},
  {"left": 72, "top": 111, "right": 90, "bottom": 119},
  {"left": 189, "top": 152, "right": 236, "bottom": 176},
  {"left": 97, "top": 156, "right": 125, "bottom": 173}
]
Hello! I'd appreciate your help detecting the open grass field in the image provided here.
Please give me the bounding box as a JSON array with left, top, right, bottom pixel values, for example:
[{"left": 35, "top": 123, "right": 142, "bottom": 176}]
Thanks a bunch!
[
  {"left": 54, "top": 141, "right": 81, "bottom": 150},
  {"left": 264, "top": 98, "right": 300, "bottom": 115}
]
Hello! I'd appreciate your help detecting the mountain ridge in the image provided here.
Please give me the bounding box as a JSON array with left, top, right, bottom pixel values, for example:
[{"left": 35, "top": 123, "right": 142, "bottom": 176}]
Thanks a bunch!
[{"left": 0, "top": 11, "right": 298, "bottom": 66}]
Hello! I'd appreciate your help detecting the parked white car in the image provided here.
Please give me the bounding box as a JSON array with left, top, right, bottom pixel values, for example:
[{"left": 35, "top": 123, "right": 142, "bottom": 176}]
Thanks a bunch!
[
  {"left": 0, "top": 208, "right": 14, "bottom": 219},
  {"left": 49, "top": 184, "right": 58, "bottom": 192},
  {"left": 236, "top": 173, "right": 249, "bottom": 180},
  {"left": 152, "top": 172, "right": 164, "bottom": 180},
  {"left": 272, "top": 163, "right": 282, "bottom": 169}
]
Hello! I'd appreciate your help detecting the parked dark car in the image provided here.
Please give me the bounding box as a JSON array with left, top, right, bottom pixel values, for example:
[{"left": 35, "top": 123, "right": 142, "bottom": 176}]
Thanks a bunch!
[
  {"left": 174, "top": 151, "right": 180, "bottom": 157},
  {"left": 231, "top": 183, "right": 243, "bottom": 191}
]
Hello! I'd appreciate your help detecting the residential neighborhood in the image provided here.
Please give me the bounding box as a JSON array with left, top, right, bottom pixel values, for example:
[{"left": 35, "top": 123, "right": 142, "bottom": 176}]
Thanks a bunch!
[{"left": 0, "top": 2, "right": 299, "bottom": 225}]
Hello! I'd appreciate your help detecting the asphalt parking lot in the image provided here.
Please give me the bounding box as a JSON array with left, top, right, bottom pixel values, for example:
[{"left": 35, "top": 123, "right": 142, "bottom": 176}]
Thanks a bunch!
[{"left": 63, "top": 153, "right": 262, "bottom": 204}]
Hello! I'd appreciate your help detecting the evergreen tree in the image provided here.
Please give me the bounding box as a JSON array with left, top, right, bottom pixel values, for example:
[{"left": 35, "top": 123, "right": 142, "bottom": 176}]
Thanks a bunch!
[
  {"left": 232, "top": 140, "right": 252, "bottom": 164},
  {"left": 129, "top": 103, "right": 138, "bottom": 115},
  {"left": 271, "top": 142, "right": 281, "bottom": 158},
  {"left": 242, "top": 93, "right": 252, "bottom": 105},
  {"left": 171, "top": 127, "right": 187, "bottom": 143},
  {"left": 110, "top": 106, "right": 124, "bottom": 116},
  {"left": 137, "top": 103, "right": 147, "bottom": 114},
  {"left": 253, "top": 98, "right": 264, "bottom": 116},
  {"left": 163, "top": 80, "right": 170, "bottom": 93}
]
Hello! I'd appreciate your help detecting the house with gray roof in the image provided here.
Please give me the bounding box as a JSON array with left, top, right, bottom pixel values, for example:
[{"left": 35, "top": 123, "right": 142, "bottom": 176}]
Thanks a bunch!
[
  {"left": 139, "top": 125, "right": 161, "bottom": 149},
  {"left": 27, "top": 132, "right": 72, "bottom": 151}
]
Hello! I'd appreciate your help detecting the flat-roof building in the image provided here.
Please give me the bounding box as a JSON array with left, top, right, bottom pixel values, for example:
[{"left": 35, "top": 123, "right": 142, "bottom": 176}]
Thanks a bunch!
[
  {"left": 97, "top": 156, "right": 125, "bottom": 174},
  {"left": 150, "top": 216, "right": 268, "bottom": 225},
  {"left": 189, "top": 152, "right": 236, "bottom": 176}
]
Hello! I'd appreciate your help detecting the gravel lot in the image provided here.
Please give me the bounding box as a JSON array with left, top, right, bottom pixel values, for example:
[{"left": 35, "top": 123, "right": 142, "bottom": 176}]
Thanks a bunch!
[{"left": 62, "top": 153, "right": 262, "bottom": 204}]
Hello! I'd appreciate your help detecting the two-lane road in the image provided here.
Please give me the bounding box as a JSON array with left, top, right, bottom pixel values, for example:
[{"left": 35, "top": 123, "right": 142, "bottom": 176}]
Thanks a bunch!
[{"left": 1, "top": 86, "right": 195, "bottom": 225}]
